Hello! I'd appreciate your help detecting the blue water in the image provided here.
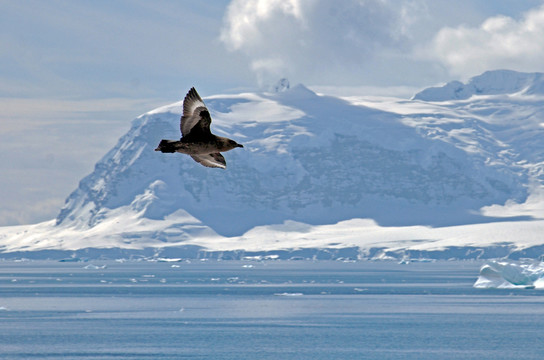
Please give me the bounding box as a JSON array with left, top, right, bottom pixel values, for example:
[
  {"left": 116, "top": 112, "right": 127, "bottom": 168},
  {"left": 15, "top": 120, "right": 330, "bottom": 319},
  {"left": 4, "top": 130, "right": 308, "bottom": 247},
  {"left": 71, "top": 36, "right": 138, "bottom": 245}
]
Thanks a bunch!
[{"left": 0, "top": 260, "right": 543, "bottom": 359}]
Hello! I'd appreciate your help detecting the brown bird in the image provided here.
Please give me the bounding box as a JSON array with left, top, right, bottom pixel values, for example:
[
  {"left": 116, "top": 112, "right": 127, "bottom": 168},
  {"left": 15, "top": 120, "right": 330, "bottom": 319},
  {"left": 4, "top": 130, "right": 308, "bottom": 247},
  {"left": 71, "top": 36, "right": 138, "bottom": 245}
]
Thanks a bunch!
[{"left": 155, "top": 87, "right": 243, "bottom": 169}]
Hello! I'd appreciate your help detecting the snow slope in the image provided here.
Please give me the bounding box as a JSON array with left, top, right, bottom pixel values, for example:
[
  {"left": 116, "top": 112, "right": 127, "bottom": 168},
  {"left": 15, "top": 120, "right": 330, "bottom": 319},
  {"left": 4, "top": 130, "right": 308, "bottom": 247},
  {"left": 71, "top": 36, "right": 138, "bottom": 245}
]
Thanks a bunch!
[{"left": 1, "top": 70, "right": 544, "bottom": 259}]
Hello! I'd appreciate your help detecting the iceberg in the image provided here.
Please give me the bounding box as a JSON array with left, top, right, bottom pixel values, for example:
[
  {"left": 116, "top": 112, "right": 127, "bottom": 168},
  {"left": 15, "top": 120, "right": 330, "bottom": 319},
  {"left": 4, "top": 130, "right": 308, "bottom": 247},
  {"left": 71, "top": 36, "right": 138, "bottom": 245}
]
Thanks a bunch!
[{"left": 473, "top": 260, "right": 544, "bottom": 289}]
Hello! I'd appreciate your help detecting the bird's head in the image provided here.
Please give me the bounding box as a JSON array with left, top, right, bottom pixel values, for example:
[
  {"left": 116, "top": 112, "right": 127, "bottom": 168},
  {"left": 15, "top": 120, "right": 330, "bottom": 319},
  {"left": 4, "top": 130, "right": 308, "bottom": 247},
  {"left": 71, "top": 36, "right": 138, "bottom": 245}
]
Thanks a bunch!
[
  {"left": 228, "top": 139, "right": 244, "bottom": 149},
  {"left": 217, "top": 137, "right": 244, "bottom": 152}
]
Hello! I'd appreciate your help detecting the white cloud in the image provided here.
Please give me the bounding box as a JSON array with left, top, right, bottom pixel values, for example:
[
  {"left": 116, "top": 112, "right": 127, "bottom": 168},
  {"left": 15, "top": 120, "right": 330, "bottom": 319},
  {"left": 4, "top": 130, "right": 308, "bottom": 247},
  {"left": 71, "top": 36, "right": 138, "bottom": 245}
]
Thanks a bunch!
[
  {"left": 430, "top": 5, "right": 544, "bottom": 78},
  {"left": 221, "top": 0, "right": 305, "bottom": 51},
  {"left": 220, "top": 0, "right": 425, "bottom": 86}
]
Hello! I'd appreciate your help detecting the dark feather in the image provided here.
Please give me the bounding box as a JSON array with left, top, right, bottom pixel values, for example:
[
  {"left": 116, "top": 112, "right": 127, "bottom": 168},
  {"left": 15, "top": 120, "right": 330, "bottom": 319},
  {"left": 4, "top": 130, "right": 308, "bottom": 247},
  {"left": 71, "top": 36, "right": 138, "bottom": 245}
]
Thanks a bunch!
[{"left": 180, "top": 87, "right": 208, "bottom": 137}]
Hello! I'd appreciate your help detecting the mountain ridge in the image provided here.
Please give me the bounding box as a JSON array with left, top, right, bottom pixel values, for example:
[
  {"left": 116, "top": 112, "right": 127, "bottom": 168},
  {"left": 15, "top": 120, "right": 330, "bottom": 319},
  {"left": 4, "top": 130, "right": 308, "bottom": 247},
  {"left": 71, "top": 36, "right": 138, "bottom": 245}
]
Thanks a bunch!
[{"left": 413, "top": 69, "right": 544, "bottom": 101}]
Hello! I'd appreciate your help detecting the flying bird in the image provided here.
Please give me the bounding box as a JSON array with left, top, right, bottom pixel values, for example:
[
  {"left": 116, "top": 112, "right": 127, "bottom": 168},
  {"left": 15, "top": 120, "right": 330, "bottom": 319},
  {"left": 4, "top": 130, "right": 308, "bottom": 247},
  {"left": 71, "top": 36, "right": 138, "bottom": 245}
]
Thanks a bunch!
[{"left": 155, "top": 87, "right": 243, "bottom": 169}]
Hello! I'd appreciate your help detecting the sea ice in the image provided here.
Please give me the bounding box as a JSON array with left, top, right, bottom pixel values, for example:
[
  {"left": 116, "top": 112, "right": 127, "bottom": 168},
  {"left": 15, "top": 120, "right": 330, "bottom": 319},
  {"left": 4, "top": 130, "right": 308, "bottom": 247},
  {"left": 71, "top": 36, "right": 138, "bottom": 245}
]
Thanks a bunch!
[{"left": 473, "top": 260, "right": 544, "bottom": 289}]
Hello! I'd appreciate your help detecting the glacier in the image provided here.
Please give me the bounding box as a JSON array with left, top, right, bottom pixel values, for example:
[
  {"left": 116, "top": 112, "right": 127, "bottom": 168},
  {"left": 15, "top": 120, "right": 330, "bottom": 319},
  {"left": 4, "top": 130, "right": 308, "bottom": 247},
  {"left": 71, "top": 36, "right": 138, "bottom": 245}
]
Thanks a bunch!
[{"left": 1, "top": 70, "right": 544, "bottom": 260}]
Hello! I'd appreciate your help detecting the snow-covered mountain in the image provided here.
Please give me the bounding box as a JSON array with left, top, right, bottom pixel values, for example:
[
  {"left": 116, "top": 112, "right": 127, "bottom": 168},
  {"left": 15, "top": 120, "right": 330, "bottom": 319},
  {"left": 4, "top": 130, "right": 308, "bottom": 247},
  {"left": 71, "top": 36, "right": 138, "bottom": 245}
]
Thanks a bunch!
[
  {"left": 1, "top": 70, "right": 544, "bottom": 260},
  {"left": 413, "top": 70, "right": 544, "bottom": 101}
]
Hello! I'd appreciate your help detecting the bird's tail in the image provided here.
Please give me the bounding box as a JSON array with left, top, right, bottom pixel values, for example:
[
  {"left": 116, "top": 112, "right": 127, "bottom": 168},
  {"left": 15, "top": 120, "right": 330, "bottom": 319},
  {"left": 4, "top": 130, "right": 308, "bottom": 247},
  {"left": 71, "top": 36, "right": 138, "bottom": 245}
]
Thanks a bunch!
[{"left": 154, "top": 139, "right": 177, "bottom": 153}]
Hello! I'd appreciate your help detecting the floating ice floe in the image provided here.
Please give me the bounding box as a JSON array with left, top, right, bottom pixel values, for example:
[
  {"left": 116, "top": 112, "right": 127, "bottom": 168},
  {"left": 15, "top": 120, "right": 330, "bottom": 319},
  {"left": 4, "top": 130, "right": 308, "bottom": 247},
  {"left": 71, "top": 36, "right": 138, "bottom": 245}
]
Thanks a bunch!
[
  {"left": 354, "top": 288, "right": 368, "bottom": 292},
  {"left": 473, "top": 260, "right": 544, "bottom": 289},
  {"left": 274, "top": 292, "right": 304, "bottom": 297},
  {"left": 157, "top": 258, "right": 182, "bottom": 262},
  {"left": 83, "top": 264, "right": 107, "bottom": 270}
]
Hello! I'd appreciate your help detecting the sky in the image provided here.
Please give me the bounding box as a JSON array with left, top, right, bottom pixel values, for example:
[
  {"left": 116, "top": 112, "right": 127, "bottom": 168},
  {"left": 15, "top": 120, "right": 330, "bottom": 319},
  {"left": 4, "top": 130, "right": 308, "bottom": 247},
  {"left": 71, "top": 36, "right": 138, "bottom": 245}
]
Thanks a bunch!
[{"left": 2, "top": 0, "right": 544, "bottom": 226}]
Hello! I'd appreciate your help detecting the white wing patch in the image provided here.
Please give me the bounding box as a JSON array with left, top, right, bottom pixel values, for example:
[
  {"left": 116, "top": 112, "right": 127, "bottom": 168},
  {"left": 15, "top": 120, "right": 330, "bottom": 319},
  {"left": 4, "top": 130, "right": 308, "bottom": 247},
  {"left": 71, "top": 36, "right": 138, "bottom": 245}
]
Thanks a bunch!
[{"left": 190, "top": 153, "right": 226, "bottom": 169}]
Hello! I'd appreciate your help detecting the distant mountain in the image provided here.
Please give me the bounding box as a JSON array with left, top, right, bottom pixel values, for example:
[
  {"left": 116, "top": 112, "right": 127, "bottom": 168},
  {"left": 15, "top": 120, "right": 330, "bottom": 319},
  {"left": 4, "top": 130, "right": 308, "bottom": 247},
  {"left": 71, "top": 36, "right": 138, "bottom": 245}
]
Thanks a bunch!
[
  {"left": 1, "top": 70, "right": 544, "bottom": 260},
  {"left": 413, "top": 70, "right": 544, "bottom": 101}
]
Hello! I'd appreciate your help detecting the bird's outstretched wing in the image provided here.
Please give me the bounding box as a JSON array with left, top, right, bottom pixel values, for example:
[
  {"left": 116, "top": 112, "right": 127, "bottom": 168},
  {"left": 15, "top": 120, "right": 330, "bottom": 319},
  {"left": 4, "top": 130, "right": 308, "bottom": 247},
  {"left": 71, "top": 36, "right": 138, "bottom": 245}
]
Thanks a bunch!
[
  {"left": 181, "top": 87, "right": 210, "bottom": 137},
  {"left": 190, "top": 153, "right": 226, "bottom": 169}
]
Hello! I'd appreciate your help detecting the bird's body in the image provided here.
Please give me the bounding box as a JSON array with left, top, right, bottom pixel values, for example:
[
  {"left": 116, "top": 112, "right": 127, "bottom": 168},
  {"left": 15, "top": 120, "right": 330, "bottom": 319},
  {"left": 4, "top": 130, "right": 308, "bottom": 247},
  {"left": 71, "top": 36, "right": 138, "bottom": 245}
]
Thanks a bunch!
[{"left": 155, "top": 87, "right": 243, "bottom": 168}]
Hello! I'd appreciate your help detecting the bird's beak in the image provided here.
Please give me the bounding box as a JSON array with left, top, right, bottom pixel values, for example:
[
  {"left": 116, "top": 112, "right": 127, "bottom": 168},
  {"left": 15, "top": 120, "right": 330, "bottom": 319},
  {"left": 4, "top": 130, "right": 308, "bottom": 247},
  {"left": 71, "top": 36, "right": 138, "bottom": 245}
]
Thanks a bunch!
[{"left": 237, "top": 144, "right": 244, "bottom": 148}]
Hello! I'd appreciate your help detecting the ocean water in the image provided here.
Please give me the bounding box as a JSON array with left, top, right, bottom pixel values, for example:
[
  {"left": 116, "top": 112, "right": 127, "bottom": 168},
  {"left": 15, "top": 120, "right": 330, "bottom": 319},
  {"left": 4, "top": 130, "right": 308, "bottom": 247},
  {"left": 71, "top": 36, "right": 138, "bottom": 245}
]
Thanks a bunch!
[{"left": 0, "top": 260, "right": 543, "bottom": 359}]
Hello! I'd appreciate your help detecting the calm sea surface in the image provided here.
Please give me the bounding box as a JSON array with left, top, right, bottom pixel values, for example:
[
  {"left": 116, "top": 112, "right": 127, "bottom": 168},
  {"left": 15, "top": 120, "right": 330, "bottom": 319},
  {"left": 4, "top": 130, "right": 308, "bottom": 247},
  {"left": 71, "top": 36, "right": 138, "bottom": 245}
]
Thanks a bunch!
[{"left": 0, "top": 260, "right": 543, "bottom": 359}]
